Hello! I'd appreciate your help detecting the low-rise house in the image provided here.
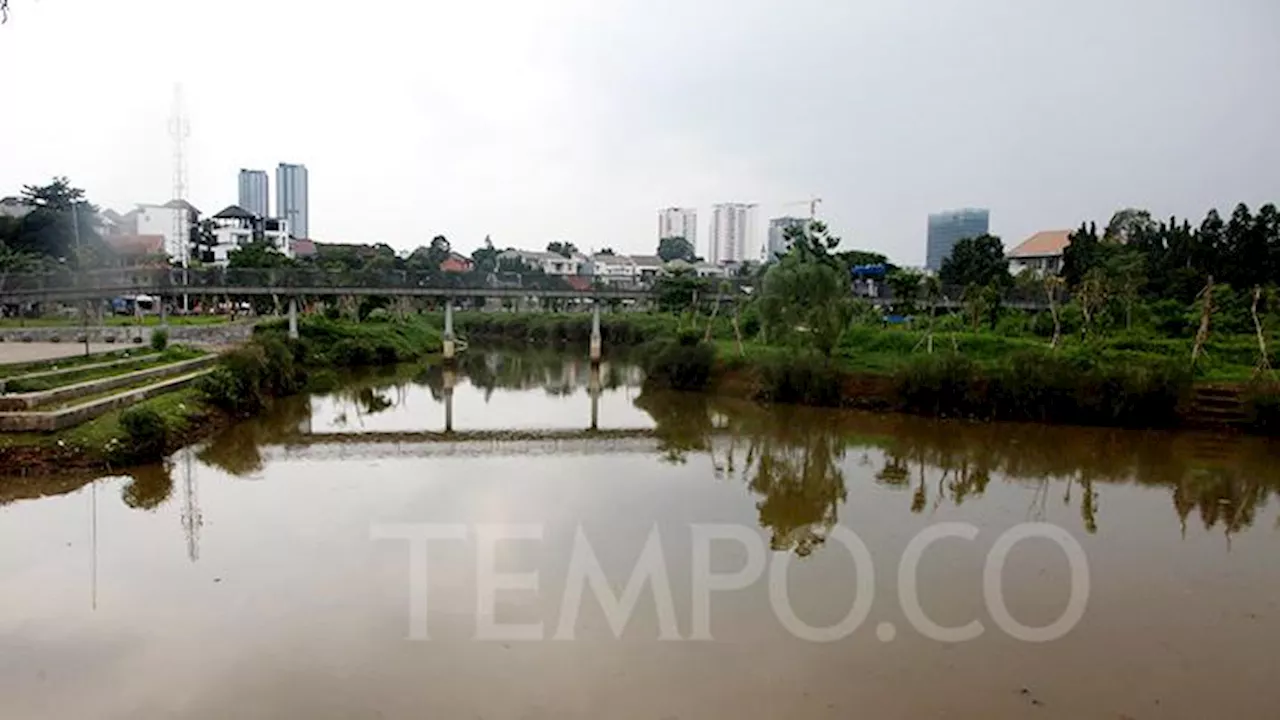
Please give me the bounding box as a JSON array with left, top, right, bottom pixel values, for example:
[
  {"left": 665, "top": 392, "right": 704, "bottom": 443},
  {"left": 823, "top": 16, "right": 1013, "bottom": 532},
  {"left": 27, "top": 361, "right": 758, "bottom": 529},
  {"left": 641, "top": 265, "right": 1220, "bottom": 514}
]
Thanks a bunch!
[
  {"left": 631, "top": 255, "right": 665, "bottom": 282},
  {"left": 1008, "top": 230, "right": 1072, "bottom": 275},
  {"left": 498, "top": 249, "right": 585, "bottom": 276},
  {"left": 440, "top": 252, "right": 475, "bottom": 273},
  {"left": 0, "top": 196, "right": 33, "bottom": 219},
  {"left": 694, "top": 262, "right": 728, "bottom": 279},
  {"left": 290, "top": 238, "right": 317, "bottom": 258},
  {"left": 104, "top": 234, "right": 168, "bottom": 268},
  {"left": 203, "top": 205, "right": 293, "bottom": 265},
  {"left": 586, "top": 253, "right": 637, "bottom": 285}
]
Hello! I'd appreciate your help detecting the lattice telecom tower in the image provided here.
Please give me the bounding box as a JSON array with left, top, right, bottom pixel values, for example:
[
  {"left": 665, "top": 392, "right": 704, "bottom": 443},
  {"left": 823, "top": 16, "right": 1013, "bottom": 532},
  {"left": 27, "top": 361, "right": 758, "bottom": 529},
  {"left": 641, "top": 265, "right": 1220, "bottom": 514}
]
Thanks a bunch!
[{"left": 168, "top": 84, "right": 190, "bottom": 267}]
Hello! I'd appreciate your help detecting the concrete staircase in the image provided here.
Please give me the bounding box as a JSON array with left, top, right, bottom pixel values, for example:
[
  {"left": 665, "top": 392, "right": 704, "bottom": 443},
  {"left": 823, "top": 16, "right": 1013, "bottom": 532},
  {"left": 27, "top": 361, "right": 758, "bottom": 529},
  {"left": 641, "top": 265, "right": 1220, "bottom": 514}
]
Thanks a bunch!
[{"left": 1185, "top": 385, "right": 1250, "bottom": 428}]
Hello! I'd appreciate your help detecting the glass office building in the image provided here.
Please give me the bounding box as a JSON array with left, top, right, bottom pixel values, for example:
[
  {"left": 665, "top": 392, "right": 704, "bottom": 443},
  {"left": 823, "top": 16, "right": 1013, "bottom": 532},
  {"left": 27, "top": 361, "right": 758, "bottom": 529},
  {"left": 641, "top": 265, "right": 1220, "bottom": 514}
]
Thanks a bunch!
[{"left": 926, "top": 208, "right": 990, "bottom": 271}]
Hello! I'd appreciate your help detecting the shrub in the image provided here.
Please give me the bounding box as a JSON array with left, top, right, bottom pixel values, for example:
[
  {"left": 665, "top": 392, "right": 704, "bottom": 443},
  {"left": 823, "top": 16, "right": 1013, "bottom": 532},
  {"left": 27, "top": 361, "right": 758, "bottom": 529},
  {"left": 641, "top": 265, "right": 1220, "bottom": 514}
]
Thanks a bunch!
[
  {"left": 755, "top": 354, "right": 844, "bottom": 407},
  {"left": 640, "top": 336, "right": 715, "bottom": 391},
  {"left": 150, "top": 328, "right": 169, "bottom": 352},
  {"left": 117, "top": 406, "right": 168, "bottom": 463},
  {"left": 894, "top": 353, "right": 983, "bottom": 418},
  {"left": 892, "top": 349, "right": 1190, "bottom": 427},
  {"left": 199, "top": 337, "right": 307, "bottom": 415},
  {"left": 1246, "top": 383, "right": 1280, "bottom": 435},
  {"left": 332, "top": 338, "right": 376, "bottom": 366}
]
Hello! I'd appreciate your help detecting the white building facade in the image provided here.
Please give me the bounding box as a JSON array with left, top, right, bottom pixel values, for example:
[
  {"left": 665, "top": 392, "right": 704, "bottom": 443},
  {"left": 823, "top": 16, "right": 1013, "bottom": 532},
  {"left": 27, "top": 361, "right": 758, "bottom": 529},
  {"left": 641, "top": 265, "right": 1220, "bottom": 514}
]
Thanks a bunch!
[
  {"left": 708, "top": 203, "right": 756, "bottom": 265},
  {"left": 205, "top": 205, "right": 293, "bottom": 267},
  {"left": 498, "top": 249, "right": 585, "bottom": 276},
  {"left": 586, "top": 254, "right": 637, "bottom": 285},
  {"left": 134, "top": 203, "right": 191, "bottom": 265},
  {"left": 658, "top": 207, "right": 698, "bottom": 246}
]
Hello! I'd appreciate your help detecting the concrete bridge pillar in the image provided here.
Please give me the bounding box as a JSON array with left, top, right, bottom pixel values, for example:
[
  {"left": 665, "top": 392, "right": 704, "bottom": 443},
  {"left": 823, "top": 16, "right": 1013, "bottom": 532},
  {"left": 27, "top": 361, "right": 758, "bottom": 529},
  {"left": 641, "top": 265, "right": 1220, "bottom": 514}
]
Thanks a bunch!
[
  {"left": 590, "top": 301, "right": 602, "bottom": 364},
  {"left": 288, "top": 297, "right": 299, "bottom": 340},
  {"left": 443, "top": 367, "right": 456, "bottom": 433},
  {"left": 443, "top": 301, "right": 455, "bottom": 362}
]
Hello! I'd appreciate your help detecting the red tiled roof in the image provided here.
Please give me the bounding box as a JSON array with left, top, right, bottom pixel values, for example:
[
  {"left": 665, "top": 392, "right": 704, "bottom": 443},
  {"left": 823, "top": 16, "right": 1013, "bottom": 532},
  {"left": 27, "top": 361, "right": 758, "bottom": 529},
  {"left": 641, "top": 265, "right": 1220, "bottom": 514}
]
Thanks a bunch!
[
  {"left": 292, "top": 238, "right": 317, "bottom": 257},
  {"left": 563, "top": 276, "right": 593, "bottom": 291},
  {"left": 1008, "top": 230, "right": 1072, "bottom": 258},
  {"left": 106, "top": 234, "right": 166, "bottom": 257}
]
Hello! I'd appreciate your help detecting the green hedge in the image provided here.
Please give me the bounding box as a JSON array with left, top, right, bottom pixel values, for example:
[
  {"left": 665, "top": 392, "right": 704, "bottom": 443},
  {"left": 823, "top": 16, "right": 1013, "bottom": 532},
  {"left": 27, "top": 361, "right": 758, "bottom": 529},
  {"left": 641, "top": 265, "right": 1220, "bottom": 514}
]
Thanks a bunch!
[{"left": 893, "top": 350, "right": 1191, "bottom": 427}]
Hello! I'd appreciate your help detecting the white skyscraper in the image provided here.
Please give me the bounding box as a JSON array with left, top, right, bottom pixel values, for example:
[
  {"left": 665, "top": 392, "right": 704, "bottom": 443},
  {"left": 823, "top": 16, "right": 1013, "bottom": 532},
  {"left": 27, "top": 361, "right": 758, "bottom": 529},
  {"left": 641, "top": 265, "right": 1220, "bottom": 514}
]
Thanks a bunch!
[
  {"left": 766, "top": 216, "right": 809, "bottom": 260},
  {"left": 276, "top": 162, "right": 309, "bottom": 239},
  {"left": 708, "top": 203, "right": 756, "bottom": 264},
  {"left": 658, "top": 207, "right": 698, "bottom": 247}
]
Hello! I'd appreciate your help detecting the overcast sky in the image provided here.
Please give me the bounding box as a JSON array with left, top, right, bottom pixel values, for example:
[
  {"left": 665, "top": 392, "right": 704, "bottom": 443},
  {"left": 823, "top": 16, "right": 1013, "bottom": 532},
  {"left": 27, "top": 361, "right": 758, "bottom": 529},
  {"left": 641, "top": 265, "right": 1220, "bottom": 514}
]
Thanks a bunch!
[{"left": 1, "top": 0, "right": 1277, "bottom": 264}]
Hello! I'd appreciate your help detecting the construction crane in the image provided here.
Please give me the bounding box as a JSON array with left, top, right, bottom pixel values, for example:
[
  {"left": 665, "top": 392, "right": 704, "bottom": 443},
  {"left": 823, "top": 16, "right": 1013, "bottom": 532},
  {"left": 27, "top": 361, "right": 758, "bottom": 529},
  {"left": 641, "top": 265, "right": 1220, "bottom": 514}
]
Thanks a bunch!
[{"left": 782, "top": 197, "right": 823, "bottom": 220}]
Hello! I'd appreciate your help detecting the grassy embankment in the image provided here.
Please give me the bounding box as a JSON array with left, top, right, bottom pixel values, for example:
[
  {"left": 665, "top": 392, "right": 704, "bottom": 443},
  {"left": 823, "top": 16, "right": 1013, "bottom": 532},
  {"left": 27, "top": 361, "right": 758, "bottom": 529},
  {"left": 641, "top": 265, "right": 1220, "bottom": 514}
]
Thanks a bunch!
[
  {"left": 444, "top": 310, "right": 1280, "bottom": 433},
  {"left": 4, "top": 346, "right": 206, "bottom": 394},
  {"left": 0, "top": 315, "right": 443, "bottom": 473}
]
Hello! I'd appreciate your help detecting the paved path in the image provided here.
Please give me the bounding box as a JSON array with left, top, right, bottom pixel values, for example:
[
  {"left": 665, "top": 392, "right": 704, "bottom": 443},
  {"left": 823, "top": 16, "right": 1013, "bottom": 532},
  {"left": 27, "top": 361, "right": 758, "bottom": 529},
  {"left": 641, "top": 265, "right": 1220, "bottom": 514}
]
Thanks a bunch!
[{"left": 0, "top": 342, "right": 122, "bottom": 366}]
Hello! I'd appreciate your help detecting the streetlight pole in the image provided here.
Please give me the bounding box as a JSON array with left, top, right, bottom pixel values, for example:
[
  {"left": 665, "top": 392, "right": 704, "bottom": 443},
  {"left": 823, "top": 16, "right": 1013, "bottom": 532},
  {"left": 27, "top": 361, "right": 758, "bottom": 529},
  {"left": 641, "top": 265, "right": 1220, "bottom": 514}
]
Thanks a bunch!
[{"left": 71, "top": 202, "right": 90, "bottom": 357}]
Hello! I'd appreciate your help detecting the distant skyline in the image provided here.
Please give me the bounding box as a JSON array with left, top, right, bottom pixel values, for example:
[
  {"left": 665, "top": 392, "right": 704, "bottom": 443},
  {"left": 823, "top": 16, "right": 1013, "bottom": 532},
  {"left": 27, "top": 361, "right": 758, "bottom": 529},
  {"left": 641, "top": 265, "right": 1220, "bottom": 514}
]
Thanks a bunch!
[{"left": 1, "top": 0, "right": 1278, "bottom": 264}]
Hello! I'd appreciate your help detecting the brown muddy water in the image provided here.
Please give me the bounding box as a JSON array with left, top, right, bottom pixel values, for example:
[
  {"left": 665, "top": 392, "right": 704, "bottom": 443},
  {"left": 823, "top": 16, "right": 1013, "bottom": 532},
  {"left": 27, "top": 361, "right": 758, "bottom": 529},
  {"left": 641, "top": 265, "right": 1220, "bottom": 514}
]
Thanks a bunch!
[{"left": 2, "top": 351, "right": 1279, "bottom": 719}]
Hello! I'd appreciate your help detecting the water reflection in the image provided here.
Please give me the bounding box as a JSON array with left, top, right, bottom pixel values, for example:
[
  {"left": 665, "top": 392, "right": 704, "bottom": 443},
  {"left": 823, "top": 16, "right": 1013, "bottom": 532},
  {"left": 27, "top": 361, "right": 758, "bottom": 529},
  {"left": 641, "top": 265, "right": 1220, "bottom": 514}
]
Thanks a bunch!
[
  {"left": 4, "top": 352, "right": 1280, "bottom": 548},
  {"left": 120, "top": 463, "right": 173, "bottom": 510},
  {"left": 631, "top": 393, "right": 1280, "bottom": 539}
]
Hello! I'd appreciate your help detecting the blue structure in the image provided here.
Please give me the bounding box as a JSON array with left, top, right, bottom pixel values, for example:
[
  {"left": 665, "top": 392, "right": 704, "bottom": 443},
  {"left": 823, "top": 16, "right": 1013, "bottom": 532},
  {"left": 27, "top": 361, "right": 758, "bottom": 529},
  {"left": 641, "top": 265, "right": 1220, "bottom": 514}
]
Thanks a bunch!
[
  {"left": 926, "top": 209, "right": 989, "bottom": 271},
  {"left": 851, "top": 263, "right": 887, "bottom": 279}
]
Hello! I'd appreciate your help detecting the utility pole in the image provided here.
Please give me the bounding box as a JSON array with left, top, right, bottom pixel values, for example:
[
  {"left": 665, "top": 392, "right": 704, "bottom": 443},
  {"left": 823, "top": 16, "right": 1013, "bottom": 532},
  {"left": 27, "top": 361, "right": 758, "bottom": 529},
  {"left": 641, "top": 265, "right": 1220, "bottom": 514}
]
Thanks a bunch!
[
  {"left": 169, "top": 83, "right": 191, "bottom": 313},
  {"left": 71, "top": 202, "right": 90, "bottom": 357}
]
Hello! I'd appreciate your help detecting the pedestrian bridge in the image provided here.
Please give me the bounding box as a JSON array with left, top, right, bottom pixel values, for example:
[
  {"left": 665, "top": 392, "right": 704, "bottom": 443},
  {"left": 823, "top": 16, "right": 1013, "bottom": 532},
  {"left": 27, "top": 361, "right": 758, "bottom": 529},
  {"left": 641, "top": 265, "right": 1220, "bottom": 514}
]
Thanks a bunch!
[
  {"left": 0, "top": 268, "right": 674, "bottom": 304},
  {"left": 0, "top": 267, "right": 1053, "bottom": 310}
]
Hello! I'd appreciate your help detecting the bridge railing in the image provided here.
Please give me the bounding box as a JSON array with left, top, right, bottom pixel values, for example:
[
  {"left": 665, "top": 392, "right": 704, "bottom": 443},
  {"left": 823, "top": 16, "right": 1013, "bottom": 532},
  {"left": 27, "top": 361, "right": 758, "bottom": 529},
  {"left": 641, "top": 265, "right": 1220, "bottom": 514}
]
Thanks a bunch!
[{"left": 0, "top": 267, "right": 662, "bottom": 298}]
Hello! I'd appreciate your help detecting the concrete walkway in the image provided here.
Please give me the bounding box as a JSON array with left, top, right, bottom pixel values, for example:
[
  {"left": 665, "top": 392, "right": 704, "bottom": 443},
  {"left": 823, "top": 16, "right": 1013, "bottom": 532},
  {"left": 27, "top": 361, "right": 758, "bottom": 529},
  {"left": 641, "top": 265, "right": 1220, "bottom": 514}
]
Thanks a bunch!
[{"left": 0, "top": 342, "right": 124, "bottom": 366}]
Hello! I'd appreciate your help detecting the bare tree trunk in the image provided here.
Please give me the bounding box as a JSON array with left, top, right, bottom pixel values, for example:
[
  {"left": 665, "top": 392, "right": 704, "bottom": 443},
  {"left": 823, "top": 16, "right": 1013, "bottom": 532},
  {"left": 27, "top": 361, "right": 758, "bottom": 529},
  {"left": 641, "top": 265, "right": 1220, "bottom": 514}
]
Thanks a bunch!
[
  {"left": 1046, "top": 282, "right": 1061, "bottom": 350},
  {"left": 1191, "top": 276, "right": 1214, "bottom": 366},
  {"left": 704, "top": 295, "right": 721, "bottom": 342},
  {"left": 1252, "top": 285, "right": 1272, "bottom": 378},
  {"left": 731, "top": 304, "right": 745, "bottom": 357}
]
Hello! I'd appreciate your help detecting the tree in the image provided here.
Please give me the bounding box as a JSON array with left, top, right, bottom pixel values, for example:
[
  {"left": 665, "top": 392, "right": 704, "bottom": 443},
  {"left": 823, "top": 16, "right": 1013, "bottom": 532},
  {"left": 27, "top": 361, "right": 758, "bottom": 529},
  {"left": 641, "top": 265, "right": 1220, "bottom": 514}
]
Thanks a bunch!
[
  {"left": 1105, "top": 246, "right": 1147, "bottom": 329},
  {"left": 597, "top": 247, "right": 616, "bottom": 256},
  {"left": 886, "top": 269, "right": 922, "bottom": 315},
  {"left": 546, "top": 241, "right": 577, "bottom": 258},
  {"left": 757, "top": 222, "right": 853, "bottom": 355},
  {"left": 227, "top": 239, "right": 295, "bottom": 269},
  {"left": 1061, "top": 222, "right": 1101, "bottom": 288},
  {"left": 657, "top": 236, "right": 696, "bottom": 263},
  {"left": 1104, "top": 208, "right": 1155, "bottom": 244},
  {"left": 9, "top": 177, "right": 104, "bottom": 266},
  {"left": 939, "top": 234, "right": 1009, "bottom": 289},
  {"left": 471, "top": 235, "right": 498, "bottom": 273}
]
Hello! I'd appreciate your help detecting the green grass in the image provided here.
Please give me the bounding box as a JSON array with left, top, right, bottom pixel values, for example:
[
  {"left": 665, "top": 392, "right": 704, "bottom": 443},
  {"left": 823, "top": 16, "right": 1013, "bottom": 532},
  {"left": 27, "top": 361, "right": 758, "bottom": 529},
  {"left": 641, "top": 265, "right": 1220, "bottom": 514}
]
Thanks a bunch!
[
  {"left": 0, "top": 315, "right": 231, "bottom": 328},
  {"left": 34, "top": 369, "right": 206, "bottom": 411},
  {"left": 5, "top": 347, "right": 205, "bottom": 393},
  {"left": 0, "top": 388, "right": 208, "bottom": 461}
]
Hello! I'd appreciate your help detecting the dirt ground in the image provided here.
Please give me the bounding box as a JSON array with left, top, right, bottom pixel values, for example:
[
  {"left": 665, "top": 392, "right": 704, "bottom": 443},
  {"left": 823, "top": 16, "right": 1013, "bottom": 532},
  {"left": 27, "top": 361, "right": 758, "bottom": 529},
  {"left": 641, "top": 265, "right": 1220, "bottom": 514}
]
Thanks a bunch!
[{"left": 0, "top": 342, "right": 123, "bottom": 366}]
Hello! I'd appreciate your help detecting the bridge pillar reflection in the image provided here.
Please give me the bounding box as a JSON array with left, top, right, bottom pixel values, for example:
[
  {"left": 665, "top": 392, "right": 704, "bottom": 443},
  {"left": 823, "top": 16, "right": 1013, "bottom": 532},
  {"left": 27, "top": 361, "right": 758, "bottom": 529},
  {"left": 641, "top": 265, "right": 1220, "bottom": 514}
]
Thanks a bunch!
[
  {"left": 443, "top": 366, "right": 456, "bottom": 433},
  {"left": 443, "top": 300, "right": 456, "bottom": 363},
  {"left": 287, "top": 298, "right": 299, "bottom": 340},
  {"left": 590, "top": 301, "right": 602, "bottom": 364},
  {"left": 589, "top": 363, "right": 601, "bottom": 431}
]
